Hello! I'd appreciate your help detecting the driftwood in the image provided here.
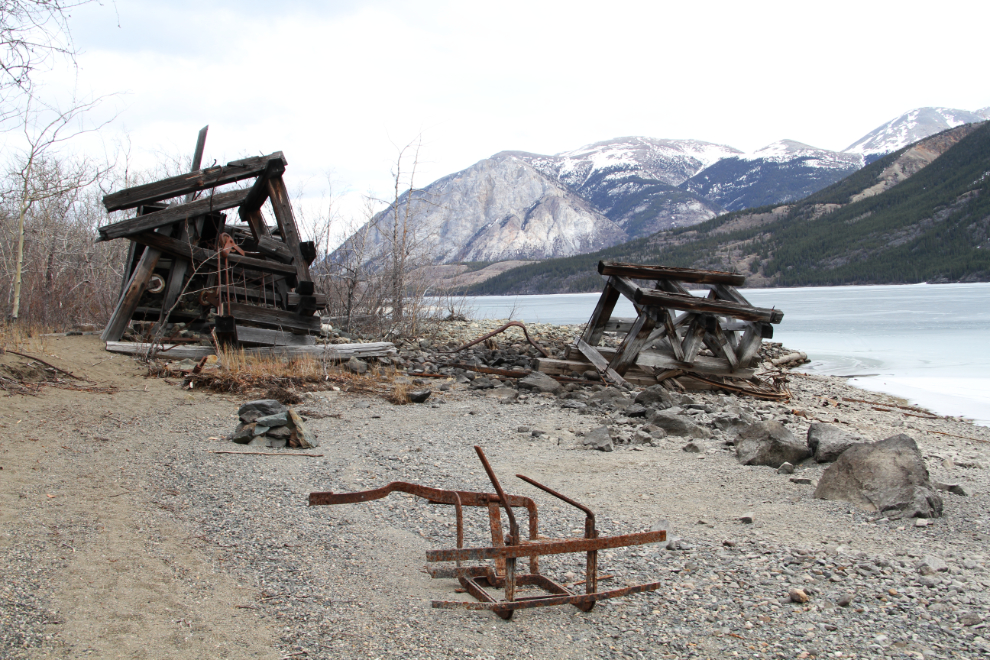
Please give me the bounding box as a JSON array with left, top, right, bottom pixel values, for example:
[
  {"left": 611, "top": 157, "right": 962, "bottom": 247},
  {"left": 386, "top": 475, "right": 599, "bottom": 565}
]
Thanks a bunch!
[{"left": 105, "top": 341, "right": 396, "bottom": 360}]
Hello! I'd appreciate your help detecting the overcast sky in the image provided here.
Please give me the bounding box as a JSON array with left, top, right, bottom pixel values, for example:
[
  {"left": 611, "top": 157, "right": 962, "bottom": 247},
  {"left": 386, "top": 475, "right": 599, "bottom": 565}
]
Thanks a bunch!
[{"left": 44, "top": 0, "right": 990, "bottom": 238}]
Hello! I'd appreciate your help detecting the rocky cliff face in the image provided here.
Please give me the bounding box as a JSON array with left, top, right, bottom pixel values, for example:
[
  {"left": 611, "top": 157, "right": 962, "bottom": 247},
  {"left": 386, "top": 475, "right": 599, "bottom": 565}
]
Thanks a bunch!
[{"left": 360, "top": 153, "right": 626, "bottom": 264}]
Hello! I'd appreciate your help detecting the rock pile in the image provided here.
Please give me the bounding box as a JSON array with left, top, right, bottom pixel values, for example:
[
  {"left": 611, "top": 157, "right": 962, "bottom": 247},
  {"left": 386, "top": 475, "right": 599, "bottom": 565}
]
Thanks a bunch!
[{"left": 229, "top": 399, "right": 319, "bottom": 449}]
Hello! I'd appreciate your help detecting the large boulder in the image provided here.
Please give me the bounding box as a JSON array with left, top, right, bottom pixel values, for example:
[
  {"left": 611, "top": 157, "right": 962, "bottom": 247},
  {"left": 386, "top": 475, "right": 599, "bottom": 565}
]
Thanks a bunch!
[
  {"left": 813, "top": 434, "right": 943, "bottom": 519},
  {"left": 518, "top": 371, "right": 563, "bottom": 394},
  {"left": 735, "top": 421, "right": 811, "bottom": 468},
  {"left": 647, "top": 409, "right": 711, "bottom": 439},
  {"left": 807, "top": 423, "right": 867, "bottom": 462},
  {"left": 634, "top": 385, "right": 674, "bottom": 410}
]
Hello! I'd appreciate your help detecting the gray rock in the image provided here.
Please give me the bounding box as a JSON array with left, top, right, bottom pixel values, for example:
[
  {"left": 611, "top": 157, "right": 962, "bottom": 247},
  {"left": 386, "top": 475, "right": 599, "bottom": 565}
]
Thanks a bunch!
[
  {"left": 247, "top": 436, "right": 268, "bottom": 447},
  {"left": 813, "top": 434, "right": 943, "bottom": 519},
  {"left": 632, "top": 429, "right": 654, "bottom": 445},
  {"left": 517, "top": 371, "right": 563, "bottom": 394},
  {"left": 960, "top": 613, "right": 983, "bottom": 626},
  {"left": 589, "top": 388, "right": 631, "bottom": 408},
  {"left": 634, "top": 385, "right": 673, "bottom": 409},
  {"left": 267, "top": 438, "right": 287, "bottom": 449},
  {"left": 231, "top": 423, "right": 255, "bottom": 444},
  {"left": 253, "top": 425, "right": 270, "bottom": 436},
  {"left": 288, "top": 409, "right": 319, "bottom": 449},
  {"left": 837, "top": 592, "right": 855, "bottom": 607},
  {"left": 583, "top": 425, "right": 614, "bottom": 452},
  {"left": 408, "top": 389, "right": 432, "bottom": 403},
  {"left": 777, "top": 462, "right": 795, "bottom": 474},
  {"left": 517, "top": 426, "right": 532, "bottom": 433},
  {"left": 625, "top": 404, "right": 648, "bottom": 417},
  {"left": 682, "top": 442, "right": 701, "bottom": 453},
  {"left": 346, "top": 357, "right": 368, "bottom": 374},
  {"left": 807, "top": 423, "right": 867, "bottom": 462},
  {"left": 560, "top": 400, "right": 587, "bottom": 409},
  {"left": 648, "top": 410, "right": 711, "bottom": 439},
  {"left": 735, "top": 421, "right": 811, "bottom": 468},
  {"left": 267, "top": 425, "right": 292, "bottom": 440},
  {"left": 933, "top": 481, "right": 968, "bottom": 496},
  {"left": 237, "top": 399, "right": 286, "bottom": 423},
  {"left": 740, "top": 512, "right": 754, "bottom": 524},
  {"left": 254, "top": 412, "right": 289, "bottom": 427},
  {"left": 917, "top": 556, "right": 948, "bottom": 575},
  {"left": 582, "top": 370, "right": 601, "bottom": 381},
  {"left": 469, "top": 377, "right": 495, "bottom": 390},
  {"left": 790, "top": 477, "right": 813, "bottom": 485},
  {"left": 486, "top": 388, "right": 518, "bottom": 403}
]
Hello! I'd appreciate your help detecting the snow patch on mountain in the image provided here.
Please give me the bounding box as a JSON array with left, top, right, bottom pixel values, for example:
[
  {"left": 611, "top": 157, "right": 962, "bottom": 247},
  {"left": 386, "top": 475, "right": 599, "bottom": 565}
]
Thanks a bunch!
[
  {"left": 843, "top": 107, "right": 986, "bottom": 157},
  {"left": 743, "top": 140, "right": 862, "bottom": 169}
]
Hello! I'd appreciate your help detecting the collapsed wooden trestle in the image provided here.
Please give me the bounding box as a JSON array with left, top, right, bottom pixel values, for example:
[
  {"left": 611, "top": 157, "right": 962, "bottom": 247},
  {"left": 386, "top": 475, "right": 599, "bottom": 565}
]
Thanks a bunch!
[
  {"left": 537, "top": 261, "right": 784, "bottom": 390},
  {"left": 98, "top": 127, "right": 325, "bottom": 347}
]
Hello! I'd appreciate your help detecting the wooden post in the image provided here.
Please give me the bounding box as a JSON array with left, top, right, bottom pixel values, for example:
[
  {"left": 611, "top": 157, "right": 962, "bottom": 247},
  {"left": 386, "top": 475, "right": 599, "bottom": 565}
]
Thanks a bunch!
[
  {"left": 679, "top": 315, "right": 707, "bottom": 366},
  {"left": 101, "top": 211, "right": 166, "bottom": 342},
  {"left": 157, "top": 126, "right": 209, "bottom": 329},
  {"left": 265, "top": 175, "right": 313, "bottom": 293},
  {"left": 579, "top": 278, "right": 620, "bottom": 347}
]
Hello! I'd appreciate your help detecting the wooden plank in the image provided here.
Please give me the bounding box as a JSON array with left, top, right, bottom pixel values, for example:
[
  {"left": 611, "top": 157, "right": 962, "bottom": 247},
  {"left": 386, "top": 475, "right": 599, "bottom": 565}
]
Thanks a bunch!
[
  {"left": 575, "top": 337, "right": 630, "bottom": 388},
  {"left": 102, "top": 152, "right": 287, "bottom": 212},
  {"left": 659, "top": 308, "right": 684, "bottom": 361},
  {"left": 265, "top": 175, "right": 312, "bottom": 289},
  {"left": 603, "top": 317, "right": 637, "bottom": 333},
  {"left": 129, "top": 231, "right": 298, "bottom": 277},
  {"left": 633, "top": 288, "right": 784, "bottom": 323},
  {"left": 735, "top": 322, "right": 763, "bottom": 368},
  {"left": 599, "top": 261, "right": 745, "bottom": 286},
  {"left": 595, "top": 346, "right": 757, "bottom": 379},
  {"left": 579, "top": 278, "right": 620, "bottom": 346},
  {"left": 227, "top": 301, "right": 321, "bottom": 334},
  {"left": 105, "top": 341, "right": 396, "bottom": 360},
  {"left": 679, "top": 315, "right": 707, "bottom": 365},
  {"left": 706, "top": 324, "right": 739, "bottom": 371},
  {"left": 254, "top": 235, "right": 294, "bottom": 263},
  {"left": 101, "top": 246, "right": 162, "bottom": 342},
  {"left": 235, "top": 325, "right": 316, "bottom": 347},
  {"left": 98, "top": 188, "right": 249, "bottom": 242},
  {"left": 237, "top": 158, "right": 285, "bottom": 215},
  {"left": 608, "top": 313, "right": 656, "bottom": 376},
  {"left": 711, "top": 283, "right": 752, "bottom": 306}
]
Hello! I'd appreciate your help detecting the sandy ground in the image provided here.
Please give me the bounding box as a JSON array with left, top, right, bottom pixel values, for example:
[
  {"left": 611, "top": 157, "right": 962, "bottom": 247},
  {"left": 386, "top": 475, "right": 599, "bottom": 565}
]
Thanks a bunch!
[{"left": 1, "top": 335, "right": 989, "bottom": 659}]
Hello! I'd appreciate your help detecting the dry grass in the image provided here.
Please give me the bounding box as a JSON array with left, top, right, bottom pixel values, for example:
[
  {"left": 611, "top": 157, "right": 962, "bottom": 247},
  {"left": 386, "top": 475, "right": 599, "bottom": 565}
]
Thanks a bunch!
[
  {"left": 0, "top": 322, "right": 52, "bottom": 354},
  {"left": 158, "top": 346, "right": 409, "bottom": 403}
]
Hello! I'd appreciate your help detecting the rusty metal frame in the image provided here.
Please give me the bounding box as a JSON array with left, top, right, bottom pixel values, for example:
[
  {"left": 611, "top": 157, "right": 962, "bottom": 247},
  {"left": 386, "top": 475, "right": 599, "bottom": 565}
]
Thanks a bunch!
[{"left": 308, "top": 446, "right": 666, "bottom": 619}]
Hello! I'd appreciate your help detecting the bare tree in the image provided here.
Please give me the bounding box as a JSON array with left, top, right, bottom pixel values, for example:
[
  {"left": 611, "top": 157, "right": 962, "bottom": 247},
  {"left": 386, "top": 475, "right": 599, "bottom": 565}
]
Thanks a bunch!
[
  {"left": 0, "top": 0, "right": 95, "bottom": 124},
  {"left": 4, "top": 87, "right": 110, "bottom": 321}
]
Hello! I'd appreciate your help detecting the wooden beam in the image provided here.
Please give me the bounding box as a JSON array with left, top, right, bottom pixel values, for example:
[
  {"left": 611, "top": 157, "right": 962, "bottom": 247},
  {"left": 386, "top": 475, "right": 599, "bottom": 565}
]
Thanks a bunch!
[
  {"left": 105, "top": 341, "right": 397, "bottom": 360},
  {"left": 265, "top": 175, "right": 312, "bottom": 290},
  {"left": 599, "top": 261, "right": 745, "bottom": 286},
  {"left": 595, "top": 346, "right": 757, "bottom": 379},
  {"left": 101, "top": 244, "right": 162, "bottom": 341},
  {"left": 102, "top": 152, "right": 287, "bottom": 212},
  {"left": 705, "top": 324, "right": 739, "bottom": 371},
  {"left": 579, "top": 277, "right": 619, "bottom": 346},
  {"left": 679, "top": 315, "right": 707, "bottom": 365},
  {"left": 227, "top": 301, "right": 321, "bottom": 334},
  {"left": 129, "top": 231, "right": 298, "bottom": 277},
  {"left": 237, "top": 158, "right": 286, "bottom": 216},
  {"left": 157, "top": 126, "right": 210, "bottom": 329},
  {"left": 98, "top": 188, "right": 249, "bottom": 242},
  {"left": 633, "top": 288, "right": 784, "bottom": 323},
  {"left": 735, "top": 322, "right": 764, "bottom": 368},
  {"left": 234, "top": 325, "right": 316, "bottom": 347},
  {"left": 534, "top": 358, "right": 658, "bottom": 387},
  {"left": 575, "top": 337, "right": 630, "bottom": 388},
  {"left": 607, "top": 313, "right": 656, "bottom": 376},
  {"left": 711, "top": 282, "right": 752, "bottom": 306}
]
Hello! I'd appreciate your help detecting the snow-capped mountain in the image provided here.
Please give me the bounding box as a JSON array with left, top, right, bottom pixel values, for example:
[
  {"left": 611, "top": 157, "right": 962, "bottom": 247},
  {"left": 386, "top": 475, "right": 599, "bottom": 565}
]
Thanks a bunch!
[
  {"left": 842, "top": 107, "right": 986, "bottom": 160},
  {"left": 336, "top": 106, "right": 989, "bottom": 265},
  {"left": 680, "top": 140, "right": 863, "bottom": 212}
]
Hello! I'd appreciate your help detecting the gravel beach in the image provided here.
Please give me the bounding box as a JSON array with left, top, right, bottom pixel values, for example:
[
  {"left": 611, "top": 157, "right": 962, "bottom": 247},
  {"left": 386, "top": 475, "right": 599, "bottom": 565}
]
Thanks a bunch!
[{"left": 2, "top": 333, "right": 989, "bottom": 659}]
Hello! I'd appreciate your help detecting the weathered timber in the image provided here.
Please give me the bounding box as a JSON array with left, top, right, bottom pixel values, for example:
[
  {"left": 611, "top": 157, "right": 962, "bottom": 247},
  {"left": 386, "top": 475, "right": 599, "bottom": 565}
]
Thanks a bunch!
[
  {"left": 238, "top": 158, "right": 285, "bottom": 215},
  {"left": 101, "top": 245, "right": 162, "bottom": 341},
  {"left": 706, "top": 323, "right": 739, "bottom": 371},
  {"left": 659, "top": 307, "right": 685, "bottom": 361},
  {"left": 711, "top": 282, "right": 751, "bottom": 306},
  {"left": 105, "top": 341, "right": 396, "bottom": 360},
  {"left": 533, "top": 358, "right": 658, "bottom": 386},
  {"left": 265, "top": 175, "right": 312, "bottom": 288},
  {"left": 575, "top": 337, "right": 630, "bottom": 388},
  {"left": 579, "top": 278, "right": 620, "bottom": 346},
  {"left": 234, "top": 325, "right": 316, "bottom": 347},
  {"left": 157, "top": 126, "right": 210, "bottom": 330},
  {"left": 735, "top": 323, "right": 764, "bottom": 368},
  {"left": 227, "top": 301, "right": 321, "bottom": 334},
  {"left": 129, "top": 231, "right": 297, "bottom": 277},
  {"left": 594, "top": 346, "right": 757, "bottom": 378},
  {"left": 608, "top": 313, "right": 656, "bottom": 376},
  {"left": 98, "top": 188, "right": 249, "bottom": 242},
  {"left": 679, "top": 315, "right": 706, "bottom": 365},
  {"left": 254, "top": 235, "right": 294, "bottom": 263},
  {"left": 633, "top": 288, "right": 784, "bottom": 323},
  {"left": 599, "top": 261, "right": 745, "bottom": 286},
  {"left": 102, "top": 152, "right": 287, "bottom": 212}
]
